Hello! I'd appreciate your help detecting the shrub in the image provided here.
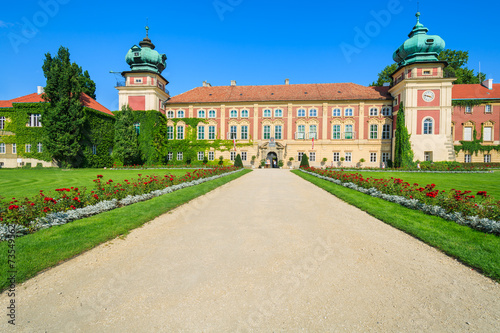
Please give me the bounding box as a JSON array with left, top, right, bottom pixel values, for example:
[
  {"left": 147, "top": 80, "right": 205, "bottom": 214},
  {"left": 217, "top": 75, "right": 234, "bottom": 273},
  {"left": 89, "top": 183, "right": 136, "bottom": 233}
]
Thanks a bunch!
[
  {"left": 218, "top": 156, "right": 224, "bottom": 166},
  {"left": 278, "top": 160, "right": 284, "bottom": 168},
  {"left": 300, "top": 154, "right": 310, "bottom": 168},
  {"left": 35, "top": 163, "right": 43, "bottom": 169},
  {"left": 234, "top": 154, "right": 243, "bottom": 168},
  {"left": 203, "top": 156, "right": 208, "bottom": 165}
]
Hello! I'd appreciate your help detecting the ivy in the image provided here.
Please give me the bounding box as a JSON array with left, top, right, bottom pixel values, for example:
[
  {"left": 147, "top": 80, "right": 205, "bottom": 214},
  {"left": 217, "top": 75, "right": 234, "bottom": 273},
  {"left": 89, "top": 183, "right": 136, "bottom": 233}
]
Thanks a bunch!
[
  {"left": 452, "top": 99, "right": 495, "bottom": 107},
  {"left": 81, "top": 107, "right": 115, "bottom": 168},
  {"left": 454, "top": 128, "right": 500, "bottom": 155}
]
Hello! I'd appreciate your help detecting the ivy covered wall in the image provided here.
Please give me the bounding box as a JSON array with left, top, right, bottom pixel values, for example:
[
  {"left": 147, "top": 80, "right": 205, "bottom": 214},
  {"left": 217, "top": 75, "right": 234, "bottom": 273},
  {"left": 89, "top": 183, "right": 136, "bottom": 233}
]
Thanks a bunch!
[{"left": 81, "top": 108, "right": 115, "bottom": 168}]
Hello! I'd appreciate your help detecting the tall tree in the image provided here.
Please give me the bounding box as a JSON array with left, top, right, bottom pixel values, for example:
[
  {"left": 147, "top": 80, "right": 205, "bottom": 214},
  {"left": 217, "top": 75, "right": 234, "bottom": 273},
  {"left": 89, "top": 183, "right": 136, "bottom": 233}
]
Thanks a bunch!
[
  {"left": 393, "top": 102, "right": 414, "bottom": 168},
  {"left": 78, "top": 70, "right": 97, "bottom": 99},
  {"left": 371, "top": 63, "right": 398, "bottom": 87},
  {"left": 42, "top": 46, "right": 86, "bottom": 168},
  {"left": 113, "top": 105, "right": 140, "bottom": 166}
]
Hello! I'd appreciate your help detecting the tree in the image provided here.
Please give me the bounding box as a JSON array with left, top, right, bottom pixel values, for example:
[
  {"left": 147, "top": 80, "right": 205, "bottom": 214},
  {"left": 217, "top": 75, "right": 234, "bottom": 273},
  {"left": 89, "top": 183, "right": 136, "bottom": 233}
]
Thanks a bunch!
[
  {"left": 300, "top": 154, "right": 310, "bottom": 168},
  {"left": 371, "top": 49, "right": 485, "bottom": 86},
  {"left": 234, "top": 154, "right": 243, "bottom": 168},
  {"left": 42, "top": 46, "right": 86, "bottom": 168},
  {"left": 79, "top": 70, "right": 97, "bottom": 99},
  {"left": 393, "top": 102, "right": 414, "bottom": 168},
  {"left": 113, "top": 105, "right": 140, "bottom": 166}
]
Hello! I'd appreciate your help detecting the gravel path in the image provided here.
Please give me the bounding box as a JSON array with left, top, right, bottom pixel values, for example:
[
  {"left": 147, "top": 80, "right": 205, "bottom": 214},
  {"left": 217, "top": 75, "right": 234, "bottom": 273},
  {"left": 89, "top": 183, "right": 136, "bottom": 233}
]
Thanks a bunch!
[{"left": 2, "top": 169, "right": 499, "bottom": 332}]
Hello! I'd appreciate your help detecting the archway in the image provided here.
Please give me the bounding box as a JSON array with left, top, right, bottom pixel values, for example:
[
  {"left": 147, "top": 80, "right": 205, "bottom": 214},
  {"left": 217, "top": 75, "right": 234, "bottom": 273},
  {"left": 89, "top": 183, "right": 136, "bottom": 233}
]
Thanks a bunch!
[{"left": 266, "top": 152, "right": 278, "bottom": 168}]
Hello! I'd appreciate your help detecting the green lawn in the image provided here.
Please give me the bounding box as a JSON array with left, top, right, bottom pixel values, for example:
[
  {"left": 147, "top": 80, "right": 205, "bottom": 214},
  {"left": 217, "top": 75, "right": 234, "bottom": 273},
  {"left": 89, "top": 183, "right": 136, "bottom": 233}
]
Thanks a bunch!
[
  {"left": 0, "top": 168, "right": 198, "bottom": 203},
  {"left": 0, "top": 169, "right": 251, "bottom": 291},
  {"left": 353, "top": 170, "right": 500, "bottom": 200},
  {"left": 293, "top": 170, "right": 500, "bottom": 282}
]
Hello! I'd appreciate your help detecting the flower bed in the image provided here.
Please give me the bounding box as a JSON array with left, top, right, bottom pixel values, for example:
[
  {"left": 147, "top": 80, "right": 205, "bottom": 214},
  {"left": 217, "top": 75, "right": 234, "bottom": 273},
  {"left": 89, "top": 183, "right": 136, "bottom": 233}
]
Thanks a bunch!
[
  {"left": 0, "top": 167, "right": 241, "bottom": 240},
  {"left": 300, "top": 167, "right": 500, "bottom": 235}
]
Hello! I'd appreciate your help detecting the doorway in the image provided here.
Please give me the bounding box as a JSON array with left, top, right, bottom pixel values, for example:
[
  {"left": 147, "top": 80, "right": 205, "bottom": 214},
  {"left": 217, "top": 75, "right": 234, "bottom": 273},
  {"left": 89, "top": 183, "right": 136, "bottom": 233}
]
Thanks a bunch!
[{"left": 266, "top": 152, "right": 278, "bottom": 168}]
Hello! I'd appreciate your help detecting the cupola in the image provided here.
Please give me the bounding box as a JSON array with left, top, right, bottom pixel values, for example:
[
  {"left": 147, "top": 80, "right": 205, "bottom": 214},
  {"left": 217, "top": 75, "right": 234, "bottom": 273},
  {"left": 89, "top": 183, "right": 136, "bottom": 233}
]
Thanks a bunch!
[{"left": 125, "top": 26, "right": 167, "bottom": 74}]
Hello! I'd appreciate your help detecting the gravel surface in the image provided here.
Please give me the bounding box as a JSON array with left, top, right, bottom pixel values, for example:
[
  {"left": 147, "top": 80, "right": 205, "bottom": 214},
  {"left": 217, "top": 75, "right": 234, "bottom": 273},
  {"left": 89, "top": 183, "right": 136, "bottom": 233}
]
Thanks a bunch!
[{"left": 2, "top": 169, "right": 499, "bottom": 332}]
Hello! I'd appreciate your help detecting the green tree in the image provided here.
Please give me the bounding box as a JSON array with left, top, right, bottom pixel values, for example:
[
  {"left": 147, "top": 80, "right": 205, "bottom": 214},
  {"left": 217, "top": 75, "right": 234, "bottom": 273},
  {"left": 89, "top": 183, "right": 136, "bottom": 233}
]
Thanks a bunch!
[
  {"left": 113, "top": 105, "right": 140, "bottom": 166},
  {"left": 393, "top": 102, "right": 414, "bottom": 168},
  {"left": 234, "top": 154, "right": 243, "bottom": 168},
  {"left": 371, "top": 63, "right": 398, "bottom": 86},
  {"left": 79, "top": 70, "right": 97, "bottom": 99},
  {"left": 41, "top": 46, "right": 86, "bottom": 168},
  {"left": 300, "top": 154, "right": 310, "bottom": 168}
]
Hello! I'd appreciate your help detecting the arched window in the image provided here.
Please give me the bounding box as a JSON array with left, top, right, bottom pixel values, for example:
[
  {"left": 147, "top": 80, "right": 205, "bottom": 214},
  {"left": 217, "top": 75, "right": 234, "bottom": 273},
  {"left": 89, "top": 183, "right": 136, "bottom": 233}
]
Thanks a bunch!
[
  {"left": 423, "top": 118, "right": 433, "bottom": 134},
  {"left": 167, "top": 110, "right": 174, "bottom": 118},
  {"left": 297, "top": 109, "right": 306, "bottom": 117},
  {"left": 369, "top": 108, "right": 378, "bottom": 116},
  {"left": 241, "top": 110, "right": 249, "bottom": 118},
  {"left": 230, "top": 110, "right": 238, "bottom": 118},
  {"left": 263, "top": 109, "right": 272, "bottom": 117},
  {"left": 198, "top": 110, "right": 206, "bottom": 118},
  {"left": 332, "top": 108, "right": 341, "bottom": 117},
  {"left": 177, "top": 110, "right": 185, "bottom": 118},
  {"left": 382, "top": 107, "right": 392, "bottom": 116},
  {"left": 274, "top": 109, "right": 283, "bottom": 117},
  {"left": 208, "top": 110, "right": 216, "bottom": 118},
  {"left": 309, "top": 109, "right": 318, "bottom": 117}
]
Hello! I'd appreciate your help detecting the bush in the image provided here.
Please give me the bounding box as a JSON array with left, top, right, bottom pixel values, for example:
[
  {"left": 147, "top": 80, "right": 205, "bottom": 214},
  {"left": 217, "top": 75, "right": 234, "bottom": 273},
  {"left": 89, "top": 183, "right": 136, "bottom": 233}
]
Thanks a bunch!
[
  {"left": 218, "top": 156, "right": 224, "bottom": 166},
  {"left": 35, "top": 163, "right": 43, "bottom": 169},
  {"left": 300, "top": 154, "right": 310, "bottom": 168},
  {"left": 278, "top": 160, "right": 284, "bottom": 168},
  {"left": 234, "top": 154, "right": 243, "bottom": 168},
  {"left": 23, "top": 163, "right": 32, "bottom": 169}
]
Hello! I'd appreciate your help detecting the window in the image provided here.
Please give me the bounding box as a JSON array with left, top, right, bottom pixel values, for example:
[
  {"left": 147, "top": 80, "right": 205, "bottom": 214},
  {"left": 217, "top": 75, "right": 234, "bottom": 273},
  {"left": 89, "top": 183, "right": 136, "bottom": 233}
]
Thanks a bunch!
[
  {"left": 370, "top": 124, "right": 378, "bottom": 139},
  {"left": 369, "top": 108, "right": 378, "bottom": 116},
  {"left": 370, "top": 153, "right": 377, "bottom": 163},
  {"left": 309, "top": 152, "right": 316, "bottom": 162},
  {"left": 177, "top": 126, "right": 184, "bottom": 140},
  {"left": 297, "top": 109, "right": 306, "bottom": 117},
  {"left": 484, "top": 154, "right": 492, "bottom": 163},
  {"left": 309, "top": 109, "right": 317, "bottom": 117},
  {"left": 229, "top": 126, "right": 237, "bottom": 139},
  {"left": 37, "top": 142, "right": 43, "bottom": 153},
  {"left": 297, "top": 125, "right": 305, "bottom": 139},
  {"left": 167, "top": 152, "right": 173, "bottom": 161},
  {"left": 344, "top": 108, "right": 353, "bottom": 117},
  {"left": 382, "top": 152, "right": 390, "bottom": 163},
  {"left": 298, "top": 152, "right": 304, "bottom": 161},
  {"left": 263, "top": 126, "right": 271, "bottom": 140},
  {"left": 198, "top": 126, "right": 205, "bottom": 140},
  {"left": 109, "top": 147, "right": 113, "bottom": 156},
  {"left": 208, "top": 151, "right": 214, "bottom": 161},
  {"left": 198, "top": 152, "right": 204, "bottom": 161},
  {"left": 198, "top": 110, "right": 206, "bottom": 118},
  {"left": 275, "top": 109, "right": 283, "bottom": 117},
  {"left": 424, "top": 151, "right": 433, "bottom": 162},
  {"left": 12, "top": 143, "right": 16, "bottom": 154},
  {"left": 230, "top": 110, "right": 238, "bottom": 118},
  {"left": 465, "top": 106, "right": 472, "bottom": 114},
  {"left": 332, "top": 125, "right": 341, "bottom": 140},
  {"left": 309, "top": 125, "right": 317, "bottom": 139},
  {"left": 29, "top": 114, "right": 41, "bottom": 127},
  {"left": 241, "top": 152, "right": 247, "bottom": 161},
  {"left": 241, "top": 110, "right": 249, "bottom": 118},
  {"left": 263, "top": 109, "right": 271, "bottom": 118},
  {"left": 275, "top": 125, "right": 282, "bottom": 140},
  {"left": 483, "top": 127, "right": 493, "bottom": 141},
  {"left": 177, "top": 110, "right": 185, "bottom": 118},
  {"left": 230, "top": 152, "right": 236, "bottom": 161},
  {"left": 241, "top": 126, "right": 248, "bottom": 140},
  {"left": 134, "top": 78, "right": 142, "bottom": 83},
  {"left": 133, "top": 122, "right": 140, "bottom": 135},
  {"left": 0, "top": 143, "right": 5, "bottom": 154},
  {"left": 0, "top": 116, "right": 5, "bottom": 130},
  {"left": 167, "top": 126, "right": 174, "bottom": 140},
  {"left": 25, "top": 144, "right": 31, "bottom": 153},
  {"left": 167, "top": 110, "right": 174, "bottom": 118},
  {"left": 177, "top": 152, "right": 183, "bottom": 161},
  {"left": 333, "top": 152, "right": 340, "bottom": 162},
  {"left": 423, "top": 118, "right": 433, "bottom": 134},
  {"left": 345, "top": 124, "right": 354, "bottom": 139},
  {"left": 382, "top": 124, "right": 391, "bottom": 139},
  {"left": 345, "top": 152, "right": 352, "bottom": 162},
  {"left": 485, "top": 105, "right": 492, "bottom": 114},
  {"left": 463, "top": 127, "right": 472, "bottom": 141},
  {"left": 332, "top": 108, "right": 341, "bottom": 117},
  {"left": 382, "top": 107, "right": 392, "bottom": 116},
  {"left": 464, "top": 154, "right": 471, "bottom": 163},
  {"left": 92, "top": 145, "right": 97, "bottom": 155},
  {"left": 208, "top": 110, "right": 216, "bottom": 118},
  {"left": 209, "top": 126, "right": 216, "bottom": 140}
]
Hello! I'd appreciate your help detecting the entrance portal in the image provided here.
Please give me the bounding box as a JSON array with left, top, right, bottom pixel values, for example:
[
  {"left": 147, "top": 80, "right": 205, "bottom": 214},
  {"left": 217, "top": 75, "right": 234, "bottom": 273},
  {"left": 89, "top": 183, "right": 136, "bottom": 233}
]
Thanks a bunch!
[{"left": 266, "top": 152, "right": 278, "bottom": 168}]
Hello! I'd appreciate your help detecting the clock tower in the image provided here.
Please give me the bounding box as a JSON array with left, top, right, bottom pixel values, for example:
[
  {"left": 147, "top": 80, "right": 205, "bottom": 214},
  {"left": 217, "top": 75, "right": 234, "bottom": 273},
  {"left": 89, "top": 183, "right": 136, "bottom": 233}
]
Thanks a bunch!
[{"left": 389, "top": 13, "right": 456, "bottom": 162}]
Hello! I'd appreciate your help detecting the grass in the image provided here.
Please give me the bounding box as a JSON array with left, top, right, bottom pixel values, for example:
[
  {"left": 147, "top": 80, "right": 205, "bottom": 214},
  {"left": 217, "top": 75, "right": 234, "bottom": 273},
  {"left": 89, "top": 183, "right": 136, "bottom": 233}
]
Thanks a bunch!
[
  {"left": 0, "top": 169, "right": 251, "bottom": 291},
  {"left": 0, "top": 168, "right": 198, "bottom": 203},
  {"left": 356, "top": 170, "right": 500, "bottom": 200},
  {"left": 292, "top": 170, "right": 500, "bottom": 282}
]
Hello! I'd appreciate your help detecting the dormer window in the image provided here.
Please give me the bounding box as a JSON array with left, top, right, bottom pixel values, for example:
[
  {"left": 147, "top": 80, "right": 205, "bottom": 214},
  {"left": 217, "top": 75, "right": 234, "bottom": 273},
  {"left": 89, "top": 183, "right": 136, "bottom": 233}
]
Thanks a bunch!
[
  {"left": 134, "top": 52, "right": 140, "bottom": 57},
  {"left": 423, "top": 70, "right": 432, "bottom": 75},
  {"left": 425, "top": 39, "right": 434, "bottom": 44}
]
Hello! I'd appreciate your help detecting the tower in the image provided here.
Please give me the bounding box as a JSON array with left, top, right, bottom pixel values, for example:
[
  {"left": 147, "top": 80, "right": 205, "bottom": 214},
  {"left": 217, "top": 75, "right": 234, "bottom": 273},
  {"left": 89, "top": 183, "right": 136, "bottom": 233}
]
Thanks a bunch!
[
  {"left": 117, "top": 26, "right": 170, "bottom": 114},
  {"left": 389, "top": 13, "right": 456, "bottom": 162}
]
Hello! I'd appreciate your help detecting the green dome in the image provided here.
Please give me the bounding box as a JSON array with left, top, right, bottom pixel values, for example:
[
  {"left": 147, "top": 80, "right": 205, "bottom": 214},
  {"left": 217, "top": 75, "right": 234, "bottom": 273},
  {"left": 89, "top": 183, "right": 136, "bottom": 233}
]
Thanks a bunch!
[
  {"left": 125, "top": 28, "right": 167, "bottom": 74},
  {"left": 393, "top": 13, "right": 445, "bottom": 66}
]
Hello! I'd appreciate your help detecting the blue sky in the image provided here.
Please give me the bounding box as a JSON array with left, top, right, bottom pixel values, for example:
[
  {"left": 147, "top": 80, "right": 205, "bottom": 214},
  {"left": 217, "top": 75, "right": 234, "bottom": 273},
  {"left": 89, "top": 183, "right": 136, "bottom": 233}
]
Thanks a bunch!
[{"left": 1, "top": 0, "right": 498, "bottom": 111}]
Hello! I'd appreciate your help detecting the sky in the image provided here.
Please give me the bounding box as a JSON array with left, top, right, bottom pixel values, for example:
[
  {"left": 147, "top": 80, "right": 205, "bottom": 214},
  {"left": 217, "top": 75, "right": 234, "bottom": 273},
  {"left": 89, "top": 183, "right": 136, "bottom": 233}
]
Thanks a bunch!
[{"left": 1, "top": 0, "right": 499, "bottom": 111}]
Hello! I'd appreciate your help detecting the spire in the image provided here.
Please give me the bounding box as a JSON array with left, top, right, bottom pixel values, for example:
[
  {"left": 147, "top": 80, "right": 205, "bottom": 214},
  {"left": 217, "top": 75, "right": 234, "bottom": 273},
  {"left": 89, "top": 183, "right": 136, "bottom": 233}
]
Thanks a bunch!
[
  {"left": 408, "top": 11, "right": 429, "bottom": 37},
  {"left": 139, "top": 24, "right": 155, "bottom": 49}
]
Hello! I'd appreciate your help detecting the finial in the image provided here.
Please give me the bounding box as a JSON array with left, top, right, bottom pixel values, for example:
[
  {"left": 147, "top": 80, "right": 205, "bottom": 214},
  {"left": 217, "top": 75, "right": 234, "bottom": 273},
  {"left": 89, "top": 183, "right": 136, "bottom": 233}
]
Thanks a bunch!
[{"left": 145, "top": 18, "right": 149, "bottom": 37}]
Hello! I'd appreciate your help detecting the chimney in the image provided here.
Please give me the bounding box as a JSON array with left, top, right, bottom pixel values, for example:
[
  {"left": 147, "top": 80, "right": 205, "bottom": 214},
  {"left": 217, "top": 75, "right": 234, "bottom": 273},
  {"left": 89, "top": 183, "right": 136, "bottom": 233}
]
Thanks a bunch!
[
  {"left": 285, "top": 78, "right": 290, "bottom": 85},
  {"left": 231, "top": 80, "right": 236, "bottom": 86},
  {"left": 203, "top": 81, "right": 207, "bottom": 87},
  {"left": 37, "top": 86, "right": 44, "bottom": 95},
  {"left": 482, "top": 78, "right": 493, "bottom": 90}
]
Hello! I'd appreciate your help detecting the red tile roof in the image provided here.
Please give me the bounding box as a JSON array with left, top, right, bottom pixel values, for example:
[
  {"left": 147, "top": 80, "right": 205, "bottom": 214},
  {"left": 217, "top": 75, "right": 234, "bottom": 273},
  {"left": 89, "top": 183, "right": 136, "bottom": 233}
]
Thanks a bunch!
[
  {"left": 167, "top": 83, "right": 392, "bottom": 104},
  {"left": 0, "top": 92, "right": 113, "bottom": 116},
  {"left": 452, "top": 84, "right": 500, "bottom": 100}
]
